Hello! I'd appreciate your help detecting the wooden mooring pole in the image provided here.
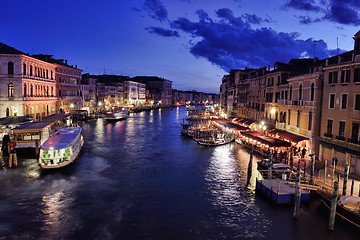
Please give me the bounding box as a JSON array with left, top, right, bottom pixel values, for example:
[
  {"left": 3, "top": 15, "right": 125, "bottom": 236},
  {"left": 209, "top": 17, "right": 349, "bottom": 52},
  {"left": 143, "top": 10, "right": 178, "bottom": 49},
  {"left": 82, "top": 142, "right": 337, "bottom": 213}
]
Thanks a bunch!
[
  {"left": 329, "top": 180, "right": 339, "bottom": 231},
  {"left": 343, "top": 162, "right": 349, "bottom": 196},
  {"left": 293, "top": 166, "right": 301, "bottom": 219}
]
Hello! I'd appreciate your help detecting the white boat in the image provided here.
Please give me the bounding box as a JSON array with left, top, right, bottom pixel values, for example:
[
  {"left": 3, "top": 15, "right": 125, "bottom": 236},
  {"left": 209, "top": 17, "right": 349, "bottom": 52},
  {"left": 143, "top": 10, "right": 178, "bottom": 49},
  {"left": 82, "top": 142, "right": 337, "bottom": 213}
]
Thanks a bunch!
[
  {"left": 38, "top": 127, "right": 84, "bottom": 169},
  {"left": 104, "top": 111, "right": 129, "bottom": 121}
]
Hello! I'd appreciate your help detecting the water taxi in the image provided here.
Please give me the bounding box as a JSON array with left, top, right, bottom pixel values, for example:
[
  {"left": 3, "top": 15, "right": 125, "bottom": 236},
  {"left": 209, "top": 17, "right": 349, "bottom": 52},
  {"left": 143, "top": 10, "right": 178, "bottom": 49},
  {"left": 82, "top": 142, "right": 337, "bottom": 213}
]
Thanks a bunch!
[
  {"left": 104, "top": 110, "right": 129, "bottom": 122},
  {"left": 39, "top": 127, "right": 84, "bottom": 169}
]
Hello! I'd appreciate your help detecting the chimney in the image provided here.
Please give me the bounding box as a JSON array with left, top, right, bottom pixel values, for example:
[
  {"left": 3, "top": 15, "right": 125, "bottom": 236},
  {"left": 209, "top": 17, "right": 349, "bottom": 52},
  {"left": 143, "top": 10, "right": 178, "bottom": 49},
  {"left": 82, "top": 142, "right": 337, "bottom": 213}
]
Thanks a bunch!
[
  {"left": 75, "top": 65, "right": 77, "bottom": 69},
  {"left": 65, "top": 60, "right": 68, "bottom": 65}
]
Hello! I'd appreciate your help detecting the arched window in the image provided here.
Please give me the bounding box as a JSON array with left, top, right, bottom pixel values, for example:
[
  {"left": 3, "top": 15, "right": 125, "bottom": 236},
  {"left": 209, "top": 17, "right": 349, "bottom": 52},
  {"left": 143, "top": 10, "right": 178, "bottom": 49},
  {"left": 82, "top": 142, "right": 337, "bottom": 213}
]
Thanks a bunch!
[
  {"left": 51, "top": 86, "right": 54, "bottom": 96},
  {"left": 310, "top": 83, "right": 315, "bottom": 101},
  {"left": 24, "top": 84, "right": 27, "bottom": 97},
  {"left": 23, "top": 63, "right": 26, "bottom": 75},
  {"left": 46, "top": 70, "right": 48, "bottom": 79},
  {"left": 30, "top": 85, "right": 33, "bottom": 97},
  {"left": 8, "top": 62, "right": 14, "bottom": 74},
  {"left": 8, "top": 83, "right": 14, "bottom": 97},
  {"left": 299, "top": 85, "right": 303, "bottom": 100},
  {"left": 289, "top": 86, "right": 292, "bottom": 100},
  {"left": 30, "top": 65, "right": 33, "bottom": 76},
  {"left": 6, "top": 108, "right": 10, "bottom": 117}
]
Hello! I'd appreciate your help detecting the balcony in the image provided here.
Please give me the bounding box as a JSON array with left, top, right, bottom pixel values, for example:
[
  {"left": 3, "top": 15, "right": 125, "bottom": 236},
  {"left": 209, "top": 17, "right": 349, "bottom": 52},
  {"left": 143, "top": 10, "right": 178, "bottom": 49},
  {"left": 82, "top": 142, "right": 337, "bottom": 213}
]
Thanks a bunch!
[
  {"left": 324, "top": 133, "right": 333, "bottom": 138},
  {"left": 292, "top": 100, "right": 304, "bottom": 106},
  {"left": 348, "top": 138, "right": 360, "bottom": 145},
  {"left": 335, "top": 135, "right": 346, "bottom": 141},
  {"left": 304, "top": 101, "right": 316, "bottom": 107},
  {"left": 277, "top": 99, "right": 289, "bottom": 106}
]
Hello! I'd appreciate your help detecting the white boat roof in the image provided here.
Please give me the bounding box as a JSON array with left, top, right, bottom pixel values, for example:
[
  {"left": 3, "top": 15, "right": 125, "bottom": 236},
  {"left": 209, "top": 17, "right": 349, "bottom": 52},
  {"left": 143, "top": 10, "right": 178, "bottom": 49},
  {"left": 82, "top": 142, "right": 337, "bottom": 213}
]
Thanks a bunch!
[
  {"left": 339, "top": 196, "right": 360, "bottom": 205},
  {"left": 273, "top": 164, "right": 290, "bottom": 169},
  {"left": 41, "top": 127, "right": 82, "bottom": 150},
  {"left": 13, "top": 121, "right": 55, "bottom": 131}
]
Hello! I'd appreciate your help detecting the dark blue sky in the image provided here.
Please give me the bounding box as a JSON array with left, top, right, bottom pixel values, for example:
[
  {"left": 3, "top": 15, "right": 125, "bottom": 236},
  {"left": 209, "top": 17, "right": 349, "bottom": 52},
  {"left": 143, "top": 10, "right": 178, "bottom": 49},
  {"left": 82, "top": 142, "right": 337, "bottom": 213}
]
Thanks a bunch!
[{"left": 2, "top": 0, "right": 359, "bottom": 93}]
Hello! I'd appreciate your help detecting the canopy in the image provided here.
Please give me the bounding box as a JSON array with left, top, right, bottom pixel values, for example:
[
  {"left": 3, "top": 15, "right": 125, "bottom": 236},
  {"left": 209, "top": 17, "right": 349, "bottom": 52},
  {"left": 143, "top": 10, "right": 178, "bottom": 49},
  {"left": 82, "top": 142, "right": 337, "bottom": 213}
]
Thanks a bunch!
[
  {"left": 241, "top": 131, "right": 291, "bottom": 147},
  {"left": 268, "top": 129, "right": 308, "bottom": 143}
]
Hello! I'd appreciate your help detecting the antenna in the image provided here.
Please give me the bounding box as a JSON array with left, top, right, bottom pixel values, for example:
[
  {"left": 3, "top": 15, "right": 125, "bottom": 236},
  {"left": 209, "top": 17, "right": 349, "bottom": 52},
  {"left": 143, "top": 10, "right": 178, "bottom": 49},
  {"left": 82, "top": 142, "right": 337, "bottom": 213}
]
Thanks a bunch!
[{"left": 337, "top": 37, "right": 339, "bottom": 55}]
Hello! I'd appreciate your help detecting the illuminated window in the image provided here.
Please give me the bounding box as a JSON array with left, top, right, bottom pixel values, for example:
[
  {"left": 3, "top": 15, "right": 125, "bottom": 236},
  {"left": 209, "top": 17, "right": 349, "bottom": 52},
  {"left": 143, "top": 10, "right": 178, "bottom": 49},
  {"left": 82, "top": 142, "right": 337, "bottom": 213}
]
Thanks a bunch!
[{"left": 8, "top": 83, "right": 14, "bottom": 97}]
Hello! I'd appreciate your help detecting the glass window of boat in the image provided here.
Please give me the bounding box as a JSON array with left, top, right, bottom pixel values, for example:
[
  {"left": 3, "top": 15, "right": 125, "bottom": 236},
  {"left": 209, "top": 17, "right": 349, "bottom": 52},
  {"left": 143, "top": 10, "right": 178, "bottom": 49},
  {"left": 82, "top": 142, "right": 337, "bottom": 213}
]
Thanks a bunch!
[{"left": 14, "top": 132, "right": 41, "bottom": 141}]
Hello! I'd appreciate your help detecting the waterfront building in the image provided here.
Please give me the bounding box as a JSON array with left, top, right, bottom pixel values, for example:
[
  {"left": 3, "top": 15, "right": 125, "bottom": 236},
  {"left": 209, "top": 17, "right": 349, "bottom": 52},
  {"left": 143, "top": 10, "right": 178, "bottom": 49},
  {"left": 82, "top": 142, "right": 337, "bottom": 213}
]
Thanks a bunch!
[
  {"left": 203, "top": 93, "right": 219, "bottom": 105},
  {"left": 80, "top": 74, "right": 97, "bottom": 113},
  {"left": 32, "top": 55, "right": 83, "bottom": 114},
  {"left": 0, "top": 43, "right": 57, "bottom": 119},
  {"left": 123, "top": 80, "right": 146, "bottom": 107},
  {"left": 131, "top": 76, "right": 173, "bottom": 106},
  {"left": 220, "top": 70, "right": 238, "bottom": 116},
  {"left": 247, "top": 67, "right": 268, "bottom": 120},
  {"left": 172, "top": 89, "right": 191, "bottom": 105},
  {"left": 319, "top": 31, "right": 360, "bottom": 175},
  {"left": 284, "top": 61, "right": 324, "bottom": 155}
]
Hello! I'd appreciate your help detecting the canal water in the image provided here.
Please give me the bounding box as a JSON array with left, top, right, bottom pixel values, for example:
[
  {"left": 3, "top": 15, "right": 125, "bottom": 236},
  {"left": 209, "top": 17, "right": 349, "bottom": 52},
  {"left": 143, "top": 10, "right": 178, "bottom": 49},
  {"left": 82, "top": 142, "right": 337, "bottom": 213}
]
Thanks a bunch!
[{"left": 1, "top": 107, "right": 360, "bottom": 239}]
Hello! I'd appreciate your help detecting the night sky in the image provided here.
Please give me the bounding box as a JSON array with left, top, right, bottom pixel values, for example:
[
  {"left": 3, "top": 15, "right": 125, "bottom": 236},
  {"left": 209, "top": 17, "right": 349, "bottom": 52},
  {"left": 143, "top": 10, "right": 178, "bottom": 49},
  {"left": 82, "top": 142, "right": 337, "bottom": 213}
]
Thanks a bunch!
[{"left": 2, "top": 0, "right": 359, "bottom": 93}]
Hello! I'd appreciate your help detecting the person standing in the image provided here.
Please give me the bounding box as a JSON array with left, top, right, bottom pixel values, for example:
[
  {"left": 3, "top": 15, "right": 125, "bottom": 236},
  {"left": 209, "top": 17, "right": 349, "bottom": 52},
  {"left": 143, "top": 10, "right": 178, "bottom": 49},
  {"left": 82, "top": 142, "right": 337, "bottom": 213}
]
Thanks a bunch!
[
  {"left": 301, "top": 147, "right": 306, "bottom": 159},
  {"left": 1, "top": 135, "right": 10, "bottom": 167}
]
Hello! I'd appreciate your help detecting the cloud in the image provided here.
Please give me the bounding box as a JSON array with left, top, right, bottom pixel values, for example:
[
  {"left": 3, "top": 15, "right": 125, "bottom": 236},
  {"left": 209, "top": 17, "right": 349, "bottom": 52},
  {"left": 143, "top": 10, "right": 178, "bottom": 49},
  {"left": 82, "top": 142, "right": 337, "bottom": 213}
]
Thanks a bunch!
[
  {"left": 324, "top": 0, "right": 360, "bottom": 25},
  {"left": 283, "top": 0, "right": 322, "bottom": 12},
  {"left": 169, "top": 8, "right": 335, "bottom": 71},
  {"left": 145, "top": 27, "right": 180, "bottom": 37},
  {"left": 283, "top": 0, "right": 360, "bottom": 26},
  {"left": 143, "top": 0, "right": 168, "bottom": 22},
  {"left": 296, "top": 15, "right": 322, "bottom": 24}
]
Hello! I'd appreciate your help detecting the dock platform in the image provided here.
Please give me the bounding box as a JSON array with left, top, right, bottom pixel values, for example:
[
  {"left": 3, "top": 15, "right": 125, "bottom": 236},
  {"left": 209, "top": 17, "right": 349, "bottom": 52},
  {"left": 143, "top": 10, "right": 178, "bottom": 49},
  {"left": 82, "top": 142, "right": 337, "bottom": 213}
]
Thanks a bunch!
[{"left": 256, "top": 178, "right": 311, "bottom": 204}]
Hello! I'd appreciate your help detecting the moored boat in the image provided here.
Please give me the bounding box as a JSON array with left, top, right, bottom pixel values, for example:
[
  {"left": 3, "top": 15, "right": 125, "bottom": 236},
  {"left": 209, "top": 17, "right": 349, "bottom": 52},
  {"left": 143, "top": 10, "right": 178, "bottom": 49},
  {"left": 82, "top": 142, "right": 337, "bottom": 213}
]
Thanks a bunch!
[
  {"left": 38, "top": 127, "right": 84, "bottom": 169},
  {"left": 319, "top": 192, "right": 360, "bottom": 229},
  {"left": 104, "top": 111, "right": 129, "bottom": 121}
]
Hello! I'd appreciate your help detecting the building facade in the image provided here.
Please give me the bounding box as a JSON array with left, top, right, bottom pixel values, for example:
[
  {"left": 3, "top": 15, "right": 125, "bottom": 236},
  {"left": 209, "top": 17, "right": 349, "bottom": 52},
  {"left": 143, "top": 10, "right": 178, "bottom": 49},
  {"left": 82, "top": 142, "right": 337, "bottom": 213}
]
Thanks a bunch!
[
  {"left": 0, "top": 43, "right": 57, "bottom": 120},
  {"left": 319, "top": 33, "right": 360, "bottom": 175}
]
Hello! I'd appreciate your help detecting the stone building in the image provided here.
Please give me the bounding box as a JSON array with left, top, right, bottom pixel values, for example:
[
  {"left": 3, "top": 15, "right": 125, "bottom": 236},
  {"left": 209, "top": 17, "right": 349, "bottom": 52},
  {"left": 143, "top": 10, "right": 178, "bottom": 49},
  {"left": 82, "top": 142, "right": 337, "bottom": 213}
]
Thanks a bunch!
[
  {"left": 0, "top": 43, "right": 57, "bottom": 119},
  {"left": 32, "top": 55, "right": 82, "bottom": 113},
  {"left": 131, "top": 76, "right": 173, "bottom": 106},
  {"left": 319, "top": 31, "right": 360, "bottom": 175}
]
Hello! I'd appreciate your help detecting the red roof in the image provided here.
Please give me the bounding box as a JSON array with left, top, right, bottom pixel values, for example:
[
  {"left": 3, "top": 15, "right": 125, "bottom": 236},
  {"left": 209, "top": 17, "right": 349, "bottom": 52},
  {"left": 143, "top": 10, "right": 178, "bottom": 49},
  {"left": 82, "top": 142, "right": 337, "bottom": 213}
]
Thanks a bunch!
[
  {"left": 241, "top": 131, "right": 291, "bottom": 147},
  {"left": 269, "top": 129, "right": 308, "bottom": 143}
]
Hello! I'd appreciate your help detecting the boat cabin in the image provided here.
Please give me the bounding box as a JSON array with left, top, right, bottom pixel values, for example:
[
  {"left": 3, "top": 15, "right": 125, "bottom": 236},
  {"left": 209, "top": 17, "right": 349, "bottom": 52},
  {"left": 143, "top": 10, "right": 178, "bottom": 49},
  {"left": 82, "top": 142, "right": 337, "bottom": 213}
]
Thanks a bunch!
[{"left": 12, "top": 121, "right": 56, "bottom": 148}]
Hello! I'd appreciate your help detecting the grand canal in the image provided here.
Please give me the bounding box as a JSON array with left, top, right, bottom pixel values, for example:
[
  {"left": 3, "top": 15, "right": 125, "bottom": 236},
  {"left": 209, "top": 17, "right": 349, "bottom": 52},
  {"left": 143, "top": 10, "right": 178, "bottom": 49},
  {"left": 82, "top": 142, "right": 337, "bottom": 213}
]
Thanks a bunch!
[{"left": 0, "top": 107, "right": 359, "bottom": 239}]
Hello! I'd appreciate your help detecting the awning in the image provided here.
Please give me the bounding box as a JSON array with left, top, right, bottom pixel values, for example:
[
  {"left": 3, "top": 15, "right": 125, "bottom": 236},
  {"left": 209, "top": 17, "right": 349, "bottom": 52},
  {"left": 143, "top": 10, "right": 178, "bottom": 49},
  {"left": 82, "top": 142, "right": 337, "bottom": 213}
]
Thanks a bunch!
[
  {"left": 268, "top": 129, "right": 308, "bottom": 143},
  {"left": 241, "top": 131, "right": 291, "bottom": 147},
  {"left": 214, "top": 120, "right": 249, "bottom": 131},
  {"left": 234, "top": 118, "right": 256, "bottom": 126}
]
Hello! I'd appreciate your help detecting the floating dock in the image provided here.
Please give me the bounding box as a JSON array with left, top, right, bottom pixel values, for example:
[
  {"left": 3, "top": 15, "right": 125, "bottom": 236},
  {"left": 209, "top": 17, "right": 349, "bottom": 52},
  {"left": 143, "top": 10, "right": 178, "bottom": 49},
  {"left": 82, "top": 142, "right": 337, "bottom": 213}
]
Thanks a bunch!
[{"left": 256, "top": 178, "right": 311, "bottom": 204}]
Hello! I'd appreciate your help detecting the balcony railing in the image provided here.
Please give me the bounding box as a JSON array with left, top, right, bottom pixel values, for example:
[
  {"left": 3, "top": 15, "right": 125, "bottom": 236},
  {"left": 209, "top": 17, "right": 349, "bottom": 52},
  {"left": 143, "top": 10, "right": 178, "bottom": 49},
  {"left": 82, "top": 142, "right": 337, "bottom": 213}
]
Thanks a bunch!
[
  {"left": 335, "top": 135, "right": 346, "bottom": 141},
  {"left": 348, "top": 138, "right": 360, "bottom": 145},
  {"left": 324, "top": 133, "right": 333, "bottom": 138},
  {"left": 277, "top": 99, "right": 289, "bottom": 106},
  {"left": 292, "top": 100, "right": 304, "bottom": 106}
]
